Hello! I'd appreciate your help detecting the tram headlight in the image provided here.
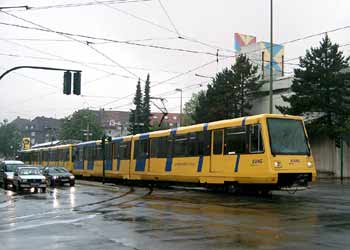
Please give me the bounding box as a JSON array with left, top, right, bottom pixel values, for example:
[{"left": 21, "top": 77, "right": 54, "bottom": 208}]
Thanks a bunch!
[
  {"left": 274, "top": 161, "right": 282, "bottom": 168},
  {"left": 307, "top": 161, "right": 312, "bottom": 168}
]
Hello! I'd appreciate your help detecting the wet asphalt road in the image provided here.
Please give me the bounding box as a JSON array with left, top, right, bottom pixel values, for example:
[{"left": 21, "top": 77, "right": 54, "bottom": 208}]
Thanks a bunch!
[{"left": 0, "top": 181, "right": 350, "bottom": 250}]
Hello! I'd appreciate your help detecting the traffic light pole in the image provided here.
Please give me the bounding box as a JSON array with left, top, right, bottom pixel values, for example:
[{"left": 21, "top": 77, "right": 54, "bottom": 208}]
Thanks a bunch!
[
  {"left": 102, "top": 135, "right": 106, "bottom": 184},
  {"left": 0, "top": 66, "right": 81, "bottom": 81}
]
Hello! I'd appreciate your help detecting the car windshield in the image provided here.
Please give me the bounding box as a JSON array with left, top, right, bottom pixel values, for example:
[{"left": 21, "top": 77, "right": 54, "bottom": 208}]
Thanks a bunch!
[
  {"left": 5, "top": 164, "right": 23, "bottom": 172},
  {"left": 267, "top": 118, "right": 310, "bottom": 155},
  {"left": 18, "top": 168, "right": 40, "bottom": 175},
  {"left": 48, "top": 167, "right": 69, "bottom": 173}
]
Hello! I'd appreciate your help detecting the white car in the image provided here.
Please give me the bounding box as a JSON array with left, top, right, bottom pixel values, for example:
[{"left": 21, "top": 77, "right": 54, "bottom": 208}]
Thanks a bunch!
[
  {"left": 0, "top": 160, "right": 24, "bottom": 190},
  {"left": 12, "top": 166, "right": 47, "bottom": 192}
]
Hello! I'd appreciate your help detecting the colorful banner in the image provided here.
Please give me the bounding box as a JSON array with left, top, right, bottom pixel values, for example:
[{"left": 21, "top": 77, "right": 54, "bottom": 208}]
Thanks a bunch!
[{"left": 234, "top": 33, "right": 256, "bottom": 51}]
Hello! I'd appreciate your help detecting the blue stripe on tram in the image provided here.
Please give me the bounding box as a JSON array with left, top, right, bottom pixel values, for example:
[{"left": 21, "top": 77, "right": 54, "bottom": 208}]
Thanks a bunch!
[
  {"left": 197, "top": 155, "right": 204, "bottom": 172},
  {"left": 87, "top": 160, "right": 94, "bottom": 170},
  {"left": 74, "top": 160, "right": 83, "bottom": 170},
  {"left": 105, "top": 159, "right": 112, "bottom": 170},
  {"left": 135, "top": 159, "right": 146, "bottom": 171},
  {"left": 165, "top": 157, "right": 172, "bottom": 172},
  {"left": 234, "top": 155, "right": 240, "bottom": 173},
  {"left": 165, "top": 128, "right": 177, "bottom": 172}
]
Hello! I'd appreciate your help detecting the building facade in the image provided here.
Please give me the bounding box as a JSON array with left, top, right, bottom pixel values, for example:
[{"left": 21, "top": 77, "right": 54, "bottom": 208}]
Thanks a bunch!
[
  {"left": 11, "top": 116, "right": 62, "bottom": 146},
  {"left": 94, "top": 109, "right": 180, "bottom": 137}
]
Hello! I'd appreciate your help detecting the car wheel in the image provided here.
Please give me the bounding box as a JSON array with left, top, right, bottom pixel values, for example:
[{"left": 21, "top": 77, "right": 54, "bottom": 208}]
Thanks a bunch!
[
  {"left": 3, "top": 180, "right": 8, "bottom": 190},
  {"left": 42, "top": 187, "right": 46, "bottom": 193},
  {"left": 70, "top": 182, "right": 75, "bottom": 187}
]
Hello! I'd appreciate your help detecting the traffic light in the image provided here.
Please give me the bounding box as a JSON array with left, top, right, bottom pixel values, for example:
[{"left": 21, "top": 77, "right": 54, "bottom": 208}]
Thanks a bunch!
[
  {"left": 63, "top": 71, "right": 72, "bottom": 95},
  {"left": 73, "top": 72, "right": 81, "bottom": 95}
]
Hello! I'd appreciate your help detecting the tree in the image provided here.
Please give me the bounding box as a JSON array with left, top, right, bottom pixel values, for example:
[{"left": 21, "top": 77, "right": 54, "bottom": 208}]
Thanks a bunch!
[
  {"left": 276, "top": 35, "right": 350, "bottom": 137},
  {"left": 142, "top": 74, "right": 151, "bottom": 133},
  {"left": 60, "top": 109, "right": 104, "bottom": 141},
  {"left": 128, "top": 79, "right": 143, "bottom": 134},
  {"left": 188, "top": 54, "right": 261, "bottom": 123},
  {"left": 0, "top": 119, "right": 21, "bottom": 158},
  {"left": 183, "top": 91, "right": 205, "bottom": 125}
]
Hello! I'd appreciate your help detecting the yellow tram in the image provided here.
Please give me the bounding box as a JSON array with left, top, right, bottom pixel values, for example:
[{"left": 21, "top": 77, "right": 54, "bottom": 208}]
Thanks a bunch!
[{"left": 20, "top": 114, "right": 317, "bottom": 192}]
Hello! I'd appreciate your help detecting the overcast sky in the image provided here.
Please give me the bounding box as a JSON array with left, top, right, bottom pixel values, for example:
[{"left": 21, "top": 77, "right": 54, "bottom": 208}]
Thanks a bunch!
[{"left": 1, "top": 0, "right": 350, "bottom": 122}]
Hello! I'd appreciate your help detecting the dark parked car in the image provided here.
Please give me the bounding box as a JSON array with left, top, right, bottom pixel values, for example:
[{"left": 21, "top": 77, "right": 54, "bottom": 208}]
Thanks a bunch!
[
  {"left": 42, "top": 167, "right": 75, "bottom": 187},
  {"left": 0, "top": 160, "right": 25, "bottom": 189}
]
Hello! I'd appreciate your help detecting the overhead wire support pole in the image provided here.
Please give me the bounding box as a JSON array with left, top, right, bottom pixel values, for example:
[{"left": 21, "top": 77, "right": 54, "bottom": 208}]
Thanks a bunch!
[
  {"left": 0, "top": 66, "right": 81, "bottom": 81},
  {"left": 269, "top": 0, "right": 274, "bottom": 114}
]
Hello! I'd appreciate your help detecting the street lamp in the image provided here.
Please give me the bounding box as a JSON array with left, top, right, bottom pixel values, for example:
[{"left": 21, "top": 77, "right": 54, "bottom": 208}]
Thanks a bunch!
[{"left": 175, "top": 88, "right": 183, "bottom": 127}]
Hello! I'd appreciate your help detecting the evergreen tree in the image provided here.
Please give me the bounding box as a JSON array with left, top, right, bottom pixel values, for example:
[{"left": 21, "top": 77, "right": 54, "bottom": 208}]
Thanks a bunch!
[
  {"left": 128, "top": 79, "right": 143, "bottom": 134},
  {"left": 142, "top": 74, "right": 151, "bottom": 133},
  {"left": 276, "top": 35, "right": 350, "bottom": 137},
  {"left": 189, "top": 54, "right": 261, "bottom": 123},
  {"left": 232, "top": 54, "right": 262, "bottom": 117}
]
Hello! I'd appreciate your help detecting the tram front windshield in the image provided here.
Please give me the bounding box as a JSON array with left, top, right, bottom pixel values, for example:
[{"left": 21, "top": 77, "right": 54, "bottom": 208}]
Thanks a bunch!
[{"left": 267, "top": 118, "right": 310, "bottom": 155}]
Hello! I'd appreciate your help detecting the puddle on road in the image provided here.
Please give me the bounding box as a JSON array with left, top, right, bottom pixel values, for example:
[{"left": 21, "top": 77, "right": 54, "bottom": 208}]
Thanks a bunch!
[{"left": 0, "top": 213, "right": 97, "bottom": 233}]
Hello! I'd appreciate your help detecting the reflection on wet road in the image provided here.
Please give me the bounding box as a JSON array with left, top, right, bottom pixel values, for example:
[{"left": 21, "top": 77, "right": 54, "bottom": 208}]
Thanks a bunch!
[{"left": 1, "top": 181, "right": 350, "bottom": 250}]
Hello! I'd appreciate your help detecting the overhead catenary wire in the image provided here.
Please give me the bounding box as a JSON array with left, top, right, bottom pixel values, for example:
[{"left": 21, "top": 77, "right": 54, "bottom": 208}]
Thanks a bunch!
[
  {"left": 0, "top": 22, "right": 230, "bottom": 58},
  {"left": 0, "top": 10, "right": 142, "bottom": 80},
  {"left": 2, "top": 19, "right": 350, "bottom": 61},
  {"left": 1, "top": 39, "right": 137, "bottom": 81},
  {"left": 3, "top": 8, "right": 350, "bottom": 116},
  {"left": 157, "top": 0, "right": 181, "bottom": 37},
  {"left": 0, "top": 36, "right": 179, "bottom": 44},
  {"left": 99, "top": 58, "right": 218, "bottom": 108},
  {"left": 0, "top": 52, "right": 183, "bottom": 75},
  {"left": 86, "top": 0, "right": 235, "bottom": 53},
  {"left": 9, "top": 0, "right": 152, "bottom": 11}
]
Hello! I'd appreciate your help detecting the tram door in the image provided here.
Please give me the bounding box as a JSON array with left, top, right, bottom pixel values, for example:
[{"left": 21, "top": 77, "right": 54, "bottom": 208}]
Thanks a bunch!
[
  {"left": 210, "top": 127, "right": 244, "bottom": 174},
  {"left": 210, "top": 129, "right": 224, "bottom": 172}
]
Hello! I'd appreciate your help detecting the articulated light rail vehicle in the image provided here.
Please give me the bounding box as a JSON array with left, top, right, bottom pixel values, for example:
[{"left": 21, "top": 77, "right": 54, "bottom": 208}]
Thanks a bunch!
[{"left": 19, "top": 114, "right": 317, "bottom": 193}]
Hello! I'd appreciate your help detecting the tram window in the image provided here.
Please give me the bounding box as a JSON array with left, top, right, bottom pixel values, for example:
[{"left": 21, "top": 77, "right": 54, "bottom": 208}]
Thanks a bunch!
[
  {"left": 120, "top": 142, "right": 130, "bottom": 160},
  {"left": 174, "top": 134, "right": 188, "bottom": 157},
  {"left": 187, "top": 133, "right": 197, "bottom": 156},
  {"left": 151, "top": 137, "right": 168, "bottom": 158},
  {"left": 198, "top": 131, "right": 211, "bottom": 156},
  {"left": 113, "top": 142, "right": 120, "bottom": 159},
  {"left": 106, "top": 143, "right": 113, "bottom": 160},
  {"left": 213, "top": 130, "right": 223, "bottom": 155},
  {"left": 134, "top": 139, "right": 149, "bottom": 159},
  {"left": 224, "top": 127, "right": 246, "bottom": 154},
  {"left": 83, "top": 147, "right": 88, "bottom": 160},
  {"left": 249, "top": 124, "right": 264, "bottom": 153},
  {"left": 96, "top": 145, "right": 103, "bottom": 160},
  {"left": 77, "top": 148, "right": 84, "bottom": 161}
]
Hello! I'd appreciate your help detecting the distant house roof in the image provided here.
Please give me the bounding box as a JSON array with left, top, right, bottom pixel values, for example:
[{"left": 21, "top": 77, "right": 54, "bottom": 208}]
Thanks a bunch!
[
  {"left": 11, "top": 117, "right": 31, "bottom": 130},
  {"left": 92, "top": 109, "right": 180, "bottom": 128}
]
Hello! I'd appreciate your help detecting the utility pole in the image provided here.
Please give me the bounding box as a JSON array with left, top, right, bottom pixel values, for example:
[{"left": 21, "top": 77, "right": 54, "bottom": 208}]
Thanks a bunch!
[
  {"left": 86, "top": 123, "right": 90, "bottom": 141},
  {"left": 269, "top": 0, "right": 274, "bottom": 113},
  {"left": 240, "top": 73, "right": 244, "bottom": 117},
  {"left": 175, "top": 88, "right": 183, "bottom": 127}
]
